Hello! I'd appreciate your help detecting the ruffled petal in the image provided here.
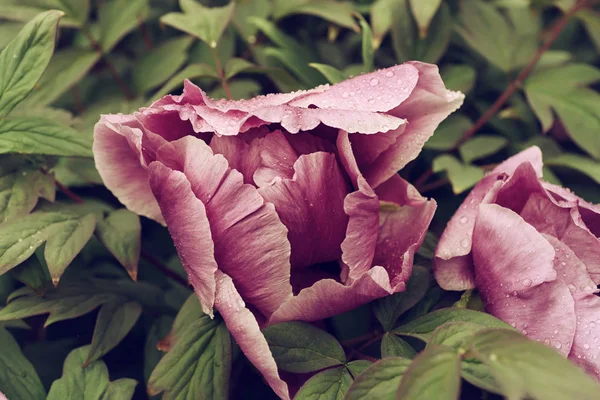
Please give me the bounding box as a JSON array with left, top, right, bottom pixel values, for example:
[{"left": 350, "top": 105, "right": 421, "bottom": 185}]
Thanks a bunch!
[
  {"left": 148, "top": 162, "right": 217, "bottom": 316},
  {"left": 569, "top": 294, "right": 600, "bottom": 380},
  {"left": 269, "top": 266, "right": 395, "bottom": 324},
  {"left": 491, "top": 146, "right": 543, "bottom": 177},
  {"left": 210, "top": 135, "right": 262, "bottom": 184},
  {"left": 215, "top": 272, "right": 290, "bottom": 400},
  {"left": 472, "top": 204, "right": 575, "bottom": 354},
  {"left": 253, "top": 130, "right": 298, "bottom": 187},
  {"left": 93, "top": 115, "right": 164, "bottom": 224},
  {"left": 361, "top": 62, "right": 464, "bottom": 188},
  {"left": 156, "top": 136, "right": 293, "bottom": 317},
  {"left": 258, "top": 152, "right": 349, "bottom": 268}
]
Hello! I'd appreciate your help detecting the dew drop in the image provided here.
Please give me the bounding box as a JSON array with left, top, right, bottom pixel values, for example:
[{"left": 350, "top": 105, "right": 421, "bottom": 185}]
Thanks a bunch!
[
  {"left": 561, "top": 261, "right": 566, "bottom": 266},
  {"left": 554, "top": 330, "right": 559, "bottom": 334},
  {"left": 18, "top": 238, "right": 22, "bottom": 242},
  {"left": 459, "top": 216, "right": 468, "bottom": 224},
  {"left": 511, "top": 322, "right": 516, "bottom": 328},
  {"left": 397, "top": 79, "right": 403, "bottom": 85},
  {"left": 585, "top": 344, "right": 591, "bottom": 350},
  {"left": 210, "top": 41, "right": 217, "bottom": 48},
  {"left": 523, "top": 278, "right": 532, "bottom": 288},
  {"left": 568, "top": 284, "right": 577, "bottom": 292},
  {"left": 385, "top": 71, "right": 394, "bottom": 77},
  {"left": 460, "top": 238, "right": 470, "bottom": 248},
  {"left": 554, "top": 341, "right": 562, "bottom": 349},
  {"left": 368, "top": 98, "right": 374, "bottom": 103},
  {"left": 489, "top": 354, "right": 497, "bottom": 361},
  {"left": 342, "top": 92, "right": 349, "bottom": 98},
  {"left": 369, "top": 78, "right": 379, "bottom": 86},
  {"left": 544, "top": 338, "right": 550, "bottom": 345}
]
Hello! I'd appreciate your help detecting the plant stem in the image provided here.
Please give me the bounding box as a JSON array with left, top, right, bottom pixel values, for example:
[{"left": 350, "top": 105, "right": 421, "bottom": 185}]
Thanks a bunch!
[
  {"left": 456, "top": 0, "right": 588, "bottom": 146},
  {"left": 82, "top": 27, "right": 134, "bottom": 100},
  {"left": 138, "top": 17, "right": 153, "bottom": 50},
  {"left": 209, "top": 46, "right": 234, "bottom": 100}
]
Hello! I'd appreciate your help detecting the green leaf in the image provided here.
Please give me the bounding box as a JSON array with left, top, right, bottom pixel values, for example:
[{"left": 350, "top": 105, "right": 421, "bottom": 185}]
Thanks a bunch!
[
  {"left": 47, "top": 346, "right": 137, "bottom": 400},
  {"left": 0, "top": 0, "right": 88, "bottom": 27},
  {"left": 381, "top": 333, "right": 416, "bottom": 359},
  {"left": 374, "top": 265, "right": 430, "bottom": 331},
  {"left": 416, "top": 231, "right": 438, "bottom": 260},
  {"left": 425, "top": 114, "right": 472, "bottom": 151},
  {"left": 461, "top": 358, "right": 503, "bottom": 395},
  {"left": 441, "top": 64, "right": 476, "bottom": 94},
  {"left": 264, "top": 47, "right": 325, "bottom": 87},
  {"left": 0, "top": 326, "right": 45, "bottom": 400},
  {"left": 232, "top": 0, "right": 271, "bottom": 43},
  {"left": 470, "top": 329, "right": 600, "bottom": 400},
  {"left": 0, "top": 10, "right": 62, "bottom": 117},
  {"left": 295, "top": 365, "right": 353, "bottom": 400},
  {"left": 98, "top": 0, "right": 149, "bottom": 53},
  {"left": 358, "top": 15, "right": 374, "bottom": 72},
  {"left": 10, "top": 253, "right": 51, "bottom": 293},
  {"left": 0, "top": 165, "right": 55, "bottom": 223},
  {"left": 85, "top": 300, "right": 142, "bottom": 365},
  {"left": 272, "top": 0, "right": 358, "bottom": 31},
  {"left": 432, "top": 155, "right": 484, "bottom": 194},
  {"left": 161, "top": 0, "right": 235, "bottom": 48},
  {"left": 346, "top": 360, "right": 372, "bottom": 376},
  {"left": 370, "top": 0, "right": 395, "bottom": 48},
  {"left": 153, "top": 63, "right": 218, "bottom": 99},
  {"left": 409, "top": 0, "right": 442, "bottom": 38},
  {"left": 224, "top": 57, "right": 255, "bottom": 80},
  {"left": 345, "top": 357, "right": 411, "bottom": 400},
  {"left": 428, "top": 321, "right": 489, "bottom": 350},
  {"left": 395, "top": 308, "right": 515, "bottom": 342},
  {"left": 396, "top": 345, "right": 461, "bottom": 400},
  {"left": 148, "top": 316, "right": 231, "bottom": 399},
  {"left": 0, "top": 117, "right": 93, "bottom": 157},
  {"left": 309, "top": 63, "right": 345, "bottom": 84},
  {"left": 95, "top": 209, "right": 141, "bottom": 281},
  {"left": 209, "top": 78, "right": 261, "bottom": 100},
  {"left": 133, "top": 37, "right": 194, "bottom": 94},
  {"left": 459, "top": 135, "right": 508, "bottom": 163},
  {"left": 0, "top": 21, "right": 24, "bottom": 49},
  {"left": 525, "top": 64, "right": 600, "bottom": 159},
  {"left": 577, "top": 10, "right": 600, "bottom": 52},
  {"left": 391, "top": 0, "right": 451, "bottom": 64},
  {"left": 262, "top": 321, "right": 346, "bottom": 373},
  {"left": 23, "top": 48, "right": 100, "bottom": 106},
  {"left": 249, "top": 17, "right": 316, "bottom": 62},
  {"left": 52, "top": 157, "right": 103, "bottom": 187},
  {"left": 0, "top": 206, "right": 97, "bottom": 282},
  {"left": 546, "top": 154, "right": 600, "bottom": 184},
  {"left": 144, "top": 315, "right": 173, "bottom": 384}
]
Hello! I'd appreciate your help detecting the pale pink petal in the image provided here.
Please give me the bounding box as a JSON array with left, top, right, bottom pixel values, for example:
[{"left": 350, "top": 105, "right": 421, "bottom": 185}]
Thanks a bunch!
[
  {"left": 336, "top": 130, "right": 361, "bottom": 185},
  {"left": 148, "top": 162, "right": 217, "bottom": 316},
  {"left": 215, "top": 272, "right": 290, "bottom": 400},
  {"left": 361, "top": 62, "right": 464, "bottom": 188},
  {"left": 156, "top": 137, "right": 293, "bottom": 317},
  {"left": 269, "top": 266, "right": 395, "bottom": 324},
  {"left": 93, "top": 115, "right": 164, "bottom": 224},
  {"left": 210, "top": 135, "right": 262, "bottom": 184},
  {"left": 472, "top": 204, "right": 575, "bottom": 355},
  {"left": 253, "top": 130, "right": 298, "bottom": 187},
  {"left": 569, "top": 294, "right": 600, "bottom": 380},
  {"left": 495, "top": 163, "right": 548, "bottom": 214},
  {"left": 258, "top": 152, "right": 349, "bottom": 268},
  {"left": 0, "top": 391, "right": 6, "bottom": 400},
  {"left": 491, "top": 146, "right": 543, "bottom": 177}
]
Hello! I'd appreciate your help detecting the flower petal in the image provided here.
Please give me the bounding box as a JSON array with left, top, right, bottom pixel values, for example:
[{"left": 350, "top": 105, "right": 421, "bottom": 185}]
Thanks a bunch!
[
  {"left": 93, "top": 115, "right": 164, "bottom": 224},
  {"left": 258, "top": 152, "right": 349, "bottom": 268},
  {"left": 361, "top": 62, "right": 464, "bottom": 188},
  {"left": 210, "top": 135, "right": 262, "bottom": 184},
  {"left": 253, "top": 130, "right": 298, "bottom": 187},
  {"left": 156, "top": 136, "right": 293, "bottom": 317},
  {"left": 269, "top": 266, "right": 394, "bottom": 324},
  {"left": 491, "top": 146, "right": 543, "bottom": 177},
  {"left": 215, "top": 272, "right": 290, "bottom": 400},
  {"left": 569, "top": 294, "right": 600, "bottom": 380},
  {"left": 148, "top": 162, "right": 217, "bottom": 316}
]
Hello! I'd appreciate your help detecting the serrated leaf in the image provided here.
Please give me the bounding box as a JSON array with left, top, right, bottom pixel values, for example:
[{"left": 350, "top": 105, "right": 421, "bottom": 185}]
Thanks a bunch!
[
  {"left": 0, "top": 10, "right": 62, "bottom": 117},
  {"left": 23, "top": 48, "right": 100, "bottom": 106},
  {"left": 262, "top": 321, "right": 346, "bottom": 373},
  {"left": 394, "top": 308, "right": 515, "bottom": 342},
  {"left": 133, "top": 36, "right": 193, "bottom": 94},
  {"left": 440, "top": 64, "right": 476, "bottom": 94},
  {"left": 432, "top": 155, "right": 484, "bottom": 194},
  {"left": 86, "top": 300, "right": 142, "bottom": 365},
  {"left": 391, "top": 0, "right": 451, "bottom": 64},
  {"left": 224, "top": 57, "right": 254, "bottom": 80},
  {"left": 309, "top": 63, "right": 345, "bottom": 84},
  {"left": 0, "top": 0, "right": 89, "bottom": 27},
  {"left": 345, "top": 357, "right": 411, "bottom": 400},
  {"left": 95, "top": 209, "right": 141, "bottom": 281},
  {"left": 10, "top": 253, "right": 51, "bottom": 293},
  {"left": 381, "top": 333, "right": 416, "bottom": 359},
  {"left": 459, "top": 135, "right": 508, "bottom": 163},
  {"left": 374, "top": 265, "right": 430, "bottom": 331},
  {"left": 346, "top": 360, "right": 372, "bottom": 376},
  {"left": 47, "top": 346, "right": 137, "bottom": 400},
  {"left": 546, "top": 153, "right": 600, "bottom": 184},
  {"left": 0, "top": 206, "right": 97, "bottom": 281},
  {"left": 409, "top": 0, "right": 442, "bottom": 38},
  {"left": 161, "top": 0, "right": 235, "bottom": 48},
  {"left": 396, "top": 345, "right": 461, "bottom": 400},
  {"left": 98, "top": 0, "right": 149, "bottom": 53},
  {"left": 0, "top": 326, "right": 45, "bottom": 400},
  {"left": 470, "top": 329, "right": 600, "bottom": 400},
  {"left": 153, "top": 63, "right": 218, "bottom": 99},
  {"left": 272, "top": 0, "right": 358, "bottom": 31},
  {"left": 0, "top": 117, "right": 93, "bottom": 157},
  {"left": 232, "top": 0, "right": 271, "bottom": 42},
  {"left": 428, "top": 321, "right": 488, "bottom": 350},
  {"left": 148, "top": 316, "right": 231, "bottom": 399},
  {"left": 0, "top": 166, "right": 55, "bottom": 223},
  {"left": 295, "top": 365, "right": 353, "bottom": 400},
  {"left": 425, "top": 114, "right": 472, "bottom": 151}
]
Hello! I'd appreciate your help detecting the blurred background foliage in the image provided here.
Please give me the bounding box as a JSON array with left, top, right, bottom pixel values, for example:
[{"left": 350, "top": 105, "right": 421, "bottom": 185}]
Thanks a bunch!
[{"left": 0, "top": 0, "right": 599, "bottom": 399}]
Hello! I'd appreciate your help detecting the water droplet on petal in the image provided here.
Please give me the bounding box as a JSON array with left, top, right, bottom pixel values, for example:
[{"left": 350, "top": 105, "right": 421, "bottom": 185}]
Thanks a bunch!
[
  {"left": 459, "top": 216, "right": 468, "bottom": 224},
  {"left": 385, "top": 71, "right": 394, "bottom": 77},
  {"left": 397, "top": 79, "right": 403, "bottom": 85},
  {"left": 369, "top": 78, "right": 379, "bottom": 86},
  {"left": 544, "top": 338, "right": 550, "bottom": 345},
  {"left": 584, "top": 344, "right": 591, "bottom": 350},
  {"left": 554, "top": 341, "right": 562, "bottom": 349},
  {"left": 342, "top": 92, "right": 349, "bottom": 98},
  {"left": 460, "top": 238, "right": 470, "bottom": 248},
  {"left": 522, "top": 279, "right": 532, "bottom": 288},
  {"left": 554, "top": 330, "right": 559, "bottom": 334}
]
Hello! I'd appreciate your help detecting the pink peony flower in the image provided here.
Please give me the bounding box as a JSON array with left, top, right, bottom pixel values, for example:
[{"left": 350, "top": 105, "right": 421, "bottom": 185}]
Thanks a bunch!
[
  {"left": 94, "top": 62, "right": 462, "bottom": 399},
  {"left": 435, "top": 147, "right": 600, "bottom": 379}
]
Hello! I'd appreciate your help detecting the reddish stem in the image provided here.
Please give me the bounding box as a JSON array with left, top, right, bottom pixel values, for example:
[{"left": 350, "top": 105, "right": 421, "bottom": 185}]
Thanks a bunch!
[{"left": 141, "top": 250, "right": 190, "bottom": 288}]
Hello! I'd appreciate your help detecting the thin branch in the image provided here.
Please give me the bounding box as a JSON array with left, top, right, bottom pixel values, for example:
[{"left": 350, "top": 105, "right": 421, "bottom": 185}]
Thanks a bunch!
[
  {"left": 457, "top": 0, "right": 589, "bottom": 146},
  {"left": 82, "top": 27, "right": 134, "bottom": 100},
  {"left": 420, "top": 178, "right": 450, "bottom": 194},
  {"left": 138, "top": 17, "right": 153, "bottom": 50},
  {"left": 209, "top": 46, "right": 234, "bottom": 100},
  {"left": 141, "top": 250, "right": 190, "bottom": 288},
  {"left": 41, "top": 168, "right": 85, "bottom": 204}
]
